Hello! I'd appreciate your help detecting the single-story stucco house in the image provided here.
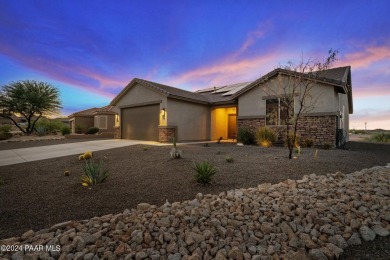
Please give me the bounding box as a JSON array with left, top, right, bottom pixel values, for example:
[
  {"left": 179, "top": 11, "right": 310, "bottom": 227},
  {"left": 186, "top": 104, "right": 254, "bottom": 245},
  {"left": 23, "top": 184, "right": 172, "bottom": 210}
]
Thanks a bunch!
[
  {"left": 68, "top": 105, "right": 118, "bottom": 135},
  {"left": 110, "top": 66, "right": 352, "bottom": 147}
]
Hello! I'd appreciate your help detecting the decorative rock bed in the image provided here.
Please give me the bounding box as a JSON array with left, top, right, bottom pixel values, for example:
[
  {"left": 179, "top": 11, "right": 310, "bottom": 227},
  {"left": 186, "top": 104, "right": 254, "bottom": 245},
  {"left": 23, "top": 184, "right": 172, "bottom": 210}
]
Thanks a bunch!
[{"left": 1, "top": 166, "right": 389, "bottom": 259}]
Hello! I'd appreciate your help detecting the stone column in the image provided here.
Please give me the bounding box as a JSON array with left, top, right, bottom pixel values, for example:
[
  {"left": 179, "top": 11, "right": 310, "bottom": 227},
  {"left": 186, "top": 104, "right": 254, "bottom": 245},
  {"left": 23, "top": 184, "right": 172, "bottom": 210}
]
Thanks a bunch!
[{"left": 159, "top": 126, "right": 177, "bottom": 142}]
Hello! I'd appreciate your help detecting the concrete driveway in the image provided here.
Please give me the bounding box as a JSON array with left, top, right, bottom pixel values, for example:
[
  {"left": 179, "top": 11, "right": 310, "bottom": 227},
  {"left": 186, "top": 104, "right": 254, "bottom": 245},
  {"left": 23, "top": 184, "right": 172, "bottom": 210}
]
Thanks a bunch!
[{"left": 0, "top": 139, "right": 168, "bottom": 167}]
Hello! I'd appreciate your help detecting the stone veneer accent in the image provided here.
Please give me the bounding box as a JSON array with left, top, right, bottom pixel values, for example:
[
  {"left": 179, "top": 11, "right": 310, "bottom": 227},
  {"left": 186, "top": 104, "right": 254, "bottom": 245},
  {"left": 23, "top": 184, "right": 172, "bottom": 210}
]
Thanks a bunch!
[
  {"left": 159, "top": 126, "right": 177, "bottom": 142},
  {"left": 237, "top": 115, "right": 338, "bottom": 147},
  {"left": 113, "top": 126, "right": 120, "bottom": 139}
]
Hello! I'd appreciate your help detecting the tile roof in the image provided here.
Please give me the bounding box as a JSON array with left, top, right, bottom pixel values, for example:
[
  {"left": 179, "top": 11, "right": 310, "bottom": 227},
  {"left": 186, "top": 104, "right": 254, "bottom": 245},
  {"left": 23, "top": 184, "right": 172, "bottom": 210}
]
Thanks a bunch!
[
  {"left": 111, "top": 66, "right": 351, "bottom": 108},
  {"left": 314, "top": 66, "right": 350, "bottom": 83},
  {"left": 68, "top": 107, "right": 99, "bottom": 118},
  {"left": 135, "top": 78, "right": 209, "bottom": 103},
  {"left": 68, "top": 105, "right": 116, "bottom": 118}
]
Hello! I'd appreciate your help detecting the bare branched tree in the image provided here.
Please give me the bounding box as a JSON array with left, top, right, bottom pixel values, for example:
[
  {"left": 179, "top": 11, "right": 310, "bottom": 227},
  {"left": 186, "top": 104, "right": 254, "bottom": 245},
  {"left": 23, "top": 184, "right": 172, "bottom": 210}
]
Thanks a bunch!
[{"left": 263, "top": 50, "right": 338, "bottom": 159}]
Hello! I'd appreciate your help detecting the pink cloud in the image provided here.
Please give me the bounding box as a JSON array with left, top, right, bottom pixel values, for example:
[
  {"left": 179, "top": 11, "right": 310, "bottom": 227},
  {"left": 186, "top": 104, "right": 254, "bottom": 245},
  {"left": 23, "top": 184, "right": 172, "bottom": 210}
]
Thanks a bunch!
[
  {"left": 164, "top": 23, "right": 290, "bottom": 89},
  {"left": 353, "top": 85, "right": 390, "bottom": 98},
  {"left": 337, "top": 45, "right": 390, "bottom": 69},
  {"left": 234, "top": 21, "right": 272, "bottom": 56},
  {"left": 0, "top": 43, "right": 123, "bottom": 99}
]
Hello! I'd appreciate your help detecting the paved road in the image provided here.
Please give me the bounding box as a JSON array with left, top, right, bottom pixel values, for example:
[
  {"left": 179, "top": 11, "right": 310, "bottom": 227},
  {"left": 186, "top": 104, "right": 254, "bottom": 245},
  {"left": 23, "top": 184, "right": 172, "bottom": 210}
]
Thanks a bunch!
[{"left": 0, "top": 139, "right": 168, "bottom": 167}]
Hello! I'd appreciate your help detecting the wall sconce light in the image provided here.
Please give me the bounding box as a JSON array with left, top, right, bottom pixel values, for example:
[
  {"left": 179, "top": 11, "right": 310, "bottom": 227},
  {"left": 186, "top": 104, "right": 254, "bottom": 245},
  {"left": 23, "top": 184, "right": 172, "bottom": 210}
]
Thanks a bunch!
[{"left": 161, "top": 108, "right": 166, "bottom": 119}]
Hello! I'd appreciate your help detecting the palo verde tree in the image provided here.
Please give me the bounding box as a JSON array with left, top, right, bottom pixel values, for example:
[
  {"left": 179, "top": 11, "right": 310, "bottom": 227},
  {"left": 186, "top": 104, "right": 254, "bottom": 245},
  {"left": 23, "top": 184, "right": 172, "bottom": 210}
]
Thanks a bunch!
[
  {"left": 263, "top": 50, "right": 338, "bottom": 159},
  {"left": 0, "top": 80, "right": 62, "bottom": 134}
]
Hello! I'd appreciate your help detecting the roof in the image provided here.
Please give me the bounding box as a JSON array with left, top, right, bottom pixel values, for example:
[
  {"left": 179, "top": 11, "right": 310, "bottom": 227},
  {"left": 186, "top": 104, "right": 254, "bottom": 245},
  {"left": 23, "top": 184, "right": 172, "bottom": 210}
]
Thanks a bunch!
[
  {"left": 68, "top": 105, "right": 116, "bottom": 118},
  {"left": 110, "top": 66, "right": 352, "bottom": 112},
  {"left": 111, "top": 78, "right": 209, "bottom": 105},
  {"left": 196, "top": 82, "right": 252, "bottom": 104},
  {"left": 314, "top": 66, "right": 350, "bottom": 82},
  {"left": 230, "top": 66, "right": 352, "bottom": 112}
]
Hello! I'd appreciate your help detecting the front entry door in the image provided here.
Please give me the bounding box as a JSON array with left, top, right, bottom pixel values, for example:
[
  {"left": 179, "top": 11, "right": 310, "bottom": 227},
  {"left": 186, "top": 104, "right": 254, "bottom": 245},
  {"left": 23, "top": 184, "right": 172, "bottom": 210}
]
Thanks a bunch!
[{"left": 228, "top": 114, "right": 237, "bottom": 139}]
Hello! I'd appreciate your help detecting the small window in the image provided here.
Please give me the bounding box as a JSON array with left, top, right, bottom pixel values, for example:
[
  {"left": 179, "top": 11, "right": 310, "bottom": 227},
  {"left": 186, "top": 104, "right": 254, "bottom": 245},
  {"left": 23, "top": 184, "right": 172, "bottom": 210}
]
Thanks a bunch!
[
  {"left": 97, "top": 116, "right": 107, "bottom": 129},
  {"left": 266, "top": 98, "right": 293, "bottom": 125},
  {"left": 266, "top": 99, "right": 279, "bottom": 125}
]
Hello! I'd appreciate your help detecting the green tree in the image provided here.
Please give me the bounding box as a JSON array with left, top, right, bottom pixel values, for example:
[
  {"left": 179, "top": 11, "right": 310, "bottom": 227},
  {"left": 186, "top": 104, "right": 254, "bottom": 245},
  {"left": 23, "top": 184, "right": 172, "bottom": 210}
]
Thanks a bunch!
[{"left": 0, "top": 80, "right": 62, "bottom": 134}]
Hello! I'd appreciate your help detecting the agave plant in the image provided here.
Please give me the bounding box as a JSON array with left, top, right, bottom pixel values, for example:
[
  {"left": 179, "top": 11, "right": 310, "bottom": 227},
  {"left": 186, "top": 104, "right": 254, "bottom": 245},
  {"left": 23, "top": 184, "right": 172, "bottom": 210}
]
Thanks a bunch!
[
  {"left": 170, "top": 137, "right": 182, "bottom": 159},
  {"left": 193, "top": 161, "right": 217, "bottom": 185},
  {"left": 81, "top": 159, "right": 109, "bottom": 186}
]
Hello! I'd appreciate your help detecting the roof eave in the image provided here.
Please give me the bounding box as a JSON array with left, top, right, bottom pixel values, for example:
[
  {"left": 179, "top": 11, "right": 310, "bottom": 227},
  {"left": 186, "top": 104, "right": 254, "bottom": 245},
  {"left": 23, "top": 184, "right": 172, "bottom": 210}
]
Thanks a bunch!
[{"left": 168, "top": 94, "right": 209, "bottom": 105}]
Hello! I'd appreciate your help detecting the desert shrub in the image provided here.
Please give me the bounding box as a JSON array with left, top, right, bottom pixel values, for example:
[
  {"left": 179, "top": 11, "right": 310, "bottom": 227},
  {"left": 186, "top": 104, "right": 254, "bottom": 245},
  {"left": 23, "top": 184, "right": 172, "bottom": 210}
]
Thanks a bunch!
[
  {"left": 64, "top": 170, "right": 70, "bottom": 177},
  {"left": 304, "top": 138, "right": 314, "bottom": 148},
  {"left": 0, "top": 125, "right": 12, "bottom": 133},
  {"left": 193, "top": 161, "right": 217, "bottom": 185},
  {"left": 143, "top": 147, "right": 149, "bottom": 151},
  {"left": 170, "top": 137, "right": 182, "bottom": 159},
  {"left": 225, "top": 156, "right": 234, "bottom": 163},
  {"left": 81, "top": 159, "right": 109, "bottom": 186},
  {"left": 0, "top": 125, "right": 12, "bottom": 140},
  {"left": 61, "top": 126, "right": 71, "bottom": 135},
  {"left": 75, "top": 125, "right": 83, "bottom": 134},
  {"left": 35, "top": 126, "right": 46, "bottom": 136},
  {"left": 0, "top": 133, "right": 12, "bottom": 140},
  {"left": 294, "top": 146, "right": 302, "bottom": 154},
  {"left": 351, "top": 129, "right": 365, "bottom": 134},
  {"left": 284, "top": 132, "right": 300, "bottom": 148},
  {"left": 86, "top": 127, "right": 99, "bottom": 135},
  {"left": 237, "top": 128, "right": 255, "bottom": 145},
  {"left": 35, "top": 118, "right": 65, "bottom": 134},
  {"left": 323, "top": 143, "right": 332, "bottom": 150},
  {"left": 256, "top": 127, "right": 276, "bottom": 147},
  {"left": 371, "top": 133, "right": 390, "bottom": 143}
]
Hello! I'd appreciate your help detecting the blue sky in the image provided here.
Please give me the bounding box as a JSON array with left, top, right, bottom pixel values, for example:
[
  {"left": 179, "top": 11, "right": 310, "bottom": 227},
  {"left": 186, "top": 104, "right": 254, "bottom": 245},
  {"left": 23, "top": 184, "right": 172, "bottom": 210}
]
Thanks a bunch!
[{"left": 0, "top": 1, "right": 389, "bottom": 129}]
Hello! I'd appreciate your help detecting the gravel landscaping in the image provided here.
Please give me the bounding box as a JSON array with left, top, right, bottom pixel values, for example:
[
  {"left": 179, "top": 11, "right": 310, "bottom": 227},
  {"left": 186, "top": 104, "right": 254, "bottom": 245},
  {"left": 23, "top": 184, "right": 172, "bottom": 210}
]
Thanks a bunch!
[
  {"left": 0, "top": 137, "right": 111, "bottom": 150},
  {"left": 0, "top": 143, "right": 389, "bottom": 259},
  {"left": 0, "top": 164, "right": 389, "bottom": 259}
]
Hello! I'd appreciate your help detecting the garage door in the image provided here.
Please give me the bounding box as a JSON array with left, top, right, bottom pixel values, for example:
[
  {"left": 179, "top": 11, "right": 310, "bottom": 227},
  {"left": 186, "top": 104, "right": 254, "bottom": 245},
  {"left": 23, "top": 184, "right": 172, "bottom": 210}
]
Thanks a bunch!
[{"left": 121, "top": 104, "right": 159, "bottom": 141}]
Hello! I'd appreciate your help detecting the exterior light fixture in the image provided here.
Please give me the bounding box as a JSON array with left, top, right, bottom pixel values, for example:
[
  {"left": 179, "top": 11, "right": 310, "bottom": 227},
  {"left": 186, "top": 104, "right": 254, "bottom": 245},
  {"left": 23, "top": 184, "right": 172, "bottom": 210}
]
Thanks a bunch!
[{"left": 161, "top": 108, "right": 166, "bottom": 119}]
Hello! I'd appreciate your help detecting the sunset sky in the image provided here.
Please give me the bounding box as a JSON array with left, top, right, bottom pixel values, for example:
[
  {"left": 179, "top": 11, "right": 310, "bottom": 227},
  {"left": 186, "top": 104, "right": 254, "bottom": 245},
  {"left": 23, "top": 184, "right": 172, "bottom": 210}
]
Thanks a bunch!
[{"left": 0, "top": 1, "right": 389, "bottom": 129}]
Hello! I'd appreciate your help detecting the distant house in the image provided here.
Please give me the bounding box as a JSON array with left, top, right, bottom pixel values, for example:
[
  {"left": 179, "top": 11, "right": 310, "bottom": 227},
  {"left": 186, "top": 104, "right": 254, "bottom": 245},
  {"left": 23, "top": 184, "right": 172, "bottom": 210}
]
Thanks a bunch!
[
  {"left": 68, "top": 105, "right": 118, "bottom": 136},
  {"left": 110, "top": 66, "right": 352, "bottom": 147},
  {"left": 0, "top": 114, "right": 27, "bottom": 126}
]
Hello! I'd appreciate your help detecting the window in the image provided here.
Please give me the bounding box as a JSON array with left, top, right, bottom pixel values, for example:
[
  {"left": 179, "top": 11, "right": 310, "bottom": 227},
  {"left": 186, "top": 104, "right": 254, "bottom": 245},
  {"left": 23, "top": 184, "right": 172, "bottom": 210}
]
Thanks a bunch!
[
  {"left": 266, "top": 98, "right": 293, "bottom": 125},
  {"left": 95, "top": 116, "right": 107, "bottom": 129}
]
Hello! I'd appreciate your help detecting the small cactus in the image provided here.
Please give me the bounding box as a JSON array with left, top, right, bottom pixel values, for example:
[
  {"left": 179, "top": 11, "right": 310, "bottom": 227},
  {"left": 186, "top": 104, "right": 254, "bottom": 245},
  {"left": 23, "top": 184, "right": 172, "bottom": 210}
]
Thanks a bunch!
[
  {"left": 83, "top": 152, "right": 93, "bottom": 159},
  {"left": 225, "top": 156, "right": 234, "bottom": 163}
]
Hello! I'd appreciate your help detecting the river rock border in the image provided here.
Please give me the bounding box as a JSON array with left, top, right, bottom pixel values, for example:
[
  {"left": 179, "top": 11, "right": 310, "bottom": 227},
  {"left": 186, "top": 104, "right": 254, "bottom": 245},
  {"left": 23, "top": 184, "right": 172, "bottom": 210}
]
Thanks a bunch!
[{"left": 1, "top": 166, "right": 389, "bottom": 260}]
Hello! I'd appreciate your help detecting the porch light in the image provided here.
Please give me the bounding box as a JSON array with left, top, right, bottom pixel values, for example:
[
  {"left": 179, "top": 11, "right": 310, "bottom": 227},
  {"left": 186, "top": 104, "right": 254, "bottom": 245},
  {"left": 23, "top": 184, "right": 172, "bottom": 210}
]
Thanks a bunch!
[{"left": 161, "top": 108, "right": 165, "bottom": 116}]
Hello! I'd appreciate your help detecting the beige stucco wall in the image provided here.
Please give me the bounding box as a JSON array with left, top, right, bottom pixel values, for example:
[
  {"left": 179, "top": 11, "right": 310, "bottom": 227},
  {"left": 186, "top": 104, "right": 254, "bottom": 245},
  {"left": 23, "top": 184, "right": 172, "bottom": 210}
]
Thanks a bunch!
[
  {"left": 167, "top": 98, "right": 210, "bottom": 141},
  {"left": 210, "top": 107, "right": 237, "bottom": 140},
  {"left": 115, "top": 83, "right": 168, "bottom": 125},
  {"left": 73, "top": 117, "right": 94, "bottom": 133},
  {"left": 238, "top": 75, "right": 340, "bottom": 117},
  {"left": 94, "top": 115, "right": 115, "bottom": 133}
]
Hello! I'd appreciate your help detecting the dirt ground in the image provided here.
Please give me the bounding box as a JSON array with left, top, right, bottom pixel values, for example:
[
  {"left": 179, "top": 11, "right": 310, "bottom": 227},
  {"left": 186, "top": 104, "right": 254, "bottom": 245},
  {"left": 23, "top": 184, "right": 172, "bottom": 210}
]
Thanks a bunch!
[{"left": 0, "top": 143, "right": 389, "bottom": 258}]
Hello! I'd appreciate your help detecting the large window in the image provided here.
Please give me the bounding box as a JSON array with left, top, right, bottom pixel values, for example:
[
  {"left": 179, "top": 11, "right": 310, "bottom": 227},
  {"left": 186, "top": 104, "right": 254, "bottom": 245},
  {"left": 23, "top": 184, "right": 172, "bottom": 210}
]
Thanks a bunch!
[{"left": 266, "top": 98, "right": 293, "bottom": 125}]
